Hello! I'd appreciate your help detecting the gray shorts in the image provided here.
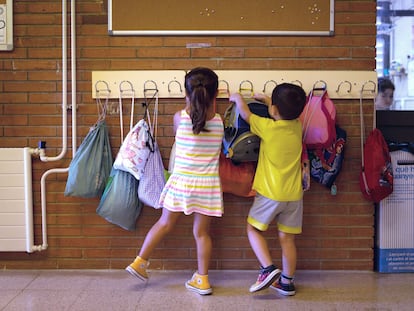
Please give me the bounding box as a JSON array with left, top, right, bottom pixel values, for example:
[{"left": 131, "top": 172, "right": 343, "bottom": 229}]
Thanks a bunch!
[{"left": 247, "top": 193, "right": 303, "bottom": 234}]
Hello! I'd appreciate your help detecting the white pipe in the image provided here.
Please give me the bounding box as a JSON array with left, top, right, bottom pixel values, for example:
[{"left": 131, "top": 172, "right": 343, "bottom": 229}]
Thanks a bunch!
[
  {"left": 32, "top": 167, "right": 69, "bottom": 252},
  {"left": 32, "top": 0, "right": 77, "bottom": 252},
  {"left": 71, "top": 0, "right": 77, "bottom": 157},
  {"left": 23, "top": 147, "right": 35, "bottom": 253},
  {"left": 39, "top": 0, "right": 68, "bottom": 163}
]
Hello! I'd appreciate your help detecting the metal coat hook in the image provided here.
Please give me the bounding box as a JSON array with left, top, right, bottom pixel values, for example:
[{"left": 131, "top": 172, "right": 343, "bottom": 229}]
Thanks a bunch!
[
  {"left": 312, "top": 80, "right": 327, "bottom": 91},
  {"left": 143, "top": 80, "right": 159, "bottom": 110},
  {"left": 336, "top": 80, "right": 352, "bottom": 94},
  {"left": 218, "top": 80, "right": 230, "bottom": 97},
  {"left": 144, "top": 80, "right": 159, "bottom": 92},
  {"left": 95, "top": 80, "right": 110, "bottom": 123},
  {"left": 239, "top": 80, "right": 254, "bottom": 97},
  {"left": 263, "top": 80, "right": 277, "bottom": 93},
  {"left": 291, "top": 80, "right": 303, "bottom": 87},
  {"left": 144, "top": 80, "right": 159, "bottom": 106},
  {"left": 94, "top": 80, "right": 111, "bottom": 96},
  {"left": 168, "top": 80, "right": 183, "bottom": 94},
  {"left": 118, "top": 80, "right": 135, "bottom": 139},
  {"left": 119, "top": 80, "right": 135, "bottom": 94},
  {"left": 360, "top": 80, "right": 376, "bottom": 94}
]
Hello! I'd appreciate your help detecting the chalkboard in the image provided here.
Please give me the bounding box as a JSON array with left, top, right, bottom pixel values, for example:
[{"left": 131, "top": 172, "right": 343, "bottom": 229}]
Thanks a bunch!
[{"left": 108, "top": 0, "right": 334, "bottom": 36}]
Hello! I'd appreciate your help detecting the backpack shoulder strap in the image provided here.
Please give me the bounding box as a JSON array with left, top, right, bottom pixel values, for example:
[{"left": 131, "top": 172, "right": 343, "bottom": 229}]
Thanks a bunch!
[{"left": 359, "top": 80, "right": 377, "bottom": 167}]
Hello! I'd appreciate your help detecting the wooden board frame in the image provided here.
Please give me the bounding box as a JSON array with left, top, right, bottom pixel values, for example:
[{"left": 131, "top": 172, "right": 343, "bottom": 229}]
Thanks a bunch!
[
  {"left": 91, "top": 70, "right": 378, "bottom": 99},
  {"left": 108, "top": 0, "right": 334, "bottom": 36},
  {"left": 0, "top": 0, "right": 13, "bottom": 51}
]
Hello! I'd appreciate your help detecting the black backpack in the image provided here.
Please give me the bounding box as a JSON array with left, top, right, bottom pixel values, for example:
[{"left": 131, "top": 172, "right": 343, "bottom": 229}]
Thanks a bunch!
[{"left": 222, "top": 99, "right": 270, "bottom": 163}]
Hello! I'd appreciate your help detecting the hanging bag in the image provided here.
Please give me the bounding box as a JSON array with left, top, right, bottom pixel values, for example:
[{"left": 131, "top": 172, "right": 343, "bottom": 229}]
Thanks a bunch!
[
  {"left": 219, "top": 151, "right": 256, "bottom": 197},
  {"left": 301, "top": 82, "right": 343, "bottom": 193},
  {"left": 138, "top": 139, "right": 166, "bottom": 208},
  {"left": 222, "top": 99, "right": 271, "bottom": 163},
  {"left": 359, "top": 82, "right": 393, "bottom": 203},
  {"left": 218, "top": 87, "right": 258, "bottom": 196},
  {"left": 308, "top": 125, "right": 347, "bottom": 190},
  {"left": 96, "top": 81, "right": 143, "bottom": 230},
  {"left": 112, "top": 120, "right": 150, "bottom": 180},
  {"left": 138, "top": 84, "right": 166, "bottom": 208},
  {"left": 65, "top": 85, "right": 113, "bottom": 198},
  {"left": 96, "top": 167, "right": 142, "bottom": 231},
  {"left": 300, "top": 84, "right": 337, "bottom": 150},
  {"left": 113, "top": 82, "right": 152, "bottom": 180}
]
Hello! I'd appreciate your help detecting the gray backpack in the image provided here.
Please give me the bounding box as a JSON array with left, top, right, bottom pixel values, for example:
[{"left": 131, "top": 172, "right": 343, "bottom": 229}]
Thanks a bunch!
[{"left": 222, "top": 99, "right": 270, "bottom": 163}]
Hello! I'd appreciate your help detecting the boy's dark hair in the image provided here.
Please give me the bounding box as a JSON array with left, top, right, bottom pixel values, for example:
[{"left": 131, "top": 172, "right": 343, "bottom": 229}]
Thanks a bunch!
[
  {"left": 185, "top": 67, "right": 218, "bottom": 134},
  {"left": 271, "top": 83, "right": 306, "bottom": 120},
  {"left": 378, "top": 77, "right": 395, "bottom": 93}
]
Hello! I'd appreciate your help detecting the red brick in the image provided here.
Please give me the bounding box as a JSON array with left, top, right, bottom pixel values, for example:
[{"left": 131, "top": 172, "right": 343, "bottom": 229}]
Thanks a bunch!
[{"left": 0, "top": 0, "right": 378, "bottom": 272}]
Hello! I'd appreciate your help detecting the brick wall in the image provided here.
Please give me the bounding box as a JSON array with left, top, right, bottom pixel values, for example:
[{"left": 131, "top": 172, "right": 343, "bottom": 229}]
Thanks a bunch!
[{"left": 0, "top": 1, "right": 377, "bottom": 270}]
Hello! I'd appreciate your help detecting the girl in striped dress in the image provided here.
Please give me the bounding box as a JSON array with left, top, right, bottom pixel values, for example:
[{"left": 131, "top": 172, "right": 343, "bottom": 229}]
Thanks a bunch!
[{"left": 126, "top": 67, "right": 224, "bottom": 295}]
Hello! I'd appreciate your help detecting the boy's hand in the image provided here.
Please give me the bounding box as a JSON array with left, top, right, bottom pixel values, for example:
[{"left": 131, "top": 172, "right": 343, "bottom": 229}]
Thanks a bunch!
[
  {"left": 302, "top": 159, "right": 310, "bottom": 191},
  {"left": 253, "top": 93, "right": 271, "bottom": 106},
  {"left": 301, "top": 143, "right": 310, "bottom": 191}
]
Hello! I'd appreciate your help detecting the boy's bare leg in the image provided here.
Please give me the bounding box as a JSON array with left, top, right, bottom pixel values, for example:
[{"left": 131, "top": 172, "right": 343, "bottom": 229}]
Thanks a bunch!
[
  {"left": 247, "top": 223, "right": 273, "bottom": 267},
  {"left": 278, "top": 231, "right": 296, "bottom": 280}
]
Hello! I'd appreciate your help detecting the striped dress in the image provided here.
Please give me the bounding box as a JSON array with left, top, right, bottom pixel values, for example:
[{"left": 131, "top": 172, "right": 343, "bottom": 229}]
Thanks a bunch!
[{"left": 159, "top": 110, "right": 224, "bottom": 217}]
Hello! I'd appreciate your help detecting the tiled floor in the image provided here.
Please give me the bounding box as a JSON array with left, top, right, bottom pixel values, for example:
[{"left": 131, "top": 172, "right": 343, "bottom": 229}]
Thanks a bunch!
[{"left": 1, "top": 269, "right": 413, "bottom": 311}]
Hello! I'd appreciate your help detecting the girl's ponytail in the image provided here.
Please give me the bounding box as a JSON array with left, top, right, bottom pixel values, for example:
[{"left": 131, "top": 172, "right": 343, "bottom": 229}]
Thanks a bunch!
[{"left": 185, "top": 68, "right": 218, "bottom": 134}]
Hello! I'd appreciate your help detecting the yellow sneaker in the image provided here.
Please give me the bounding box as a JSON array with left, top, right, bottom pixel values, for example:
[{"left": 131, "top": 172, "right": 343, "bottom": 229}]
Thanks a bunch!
[
  {"left": 185, "top": 272, "right": 213, "bottom": 295},
  {"left": 125, "top": 256, "right": 149, "bottom": 281}
]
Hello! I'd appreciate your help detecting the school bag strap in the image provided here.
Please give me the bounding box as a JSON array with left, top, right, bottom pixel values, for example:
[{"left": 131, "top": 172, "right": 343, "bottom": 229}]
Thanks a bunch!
[{"left": 359, "top": 81, "right": 377, "bottom": 170}]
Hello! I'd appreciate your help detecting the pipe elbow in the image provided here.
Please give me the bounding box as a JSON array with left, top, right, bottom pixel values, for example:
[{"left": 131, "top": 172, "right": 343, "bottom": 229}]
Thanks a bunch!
[
  {"left": 31, "top": 243, "right": 48, "bottom": 252},
  {"left": 39, "top": 151, "right": 48, "bottom": 162}
]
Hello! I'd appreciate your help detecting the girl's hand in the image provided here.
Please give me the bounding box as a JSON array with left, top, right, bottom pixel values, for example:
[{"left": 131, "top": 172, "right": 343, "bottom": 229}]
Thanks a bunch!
[{"left": 229, "top": 92, "right": 243, "bottom": 104}]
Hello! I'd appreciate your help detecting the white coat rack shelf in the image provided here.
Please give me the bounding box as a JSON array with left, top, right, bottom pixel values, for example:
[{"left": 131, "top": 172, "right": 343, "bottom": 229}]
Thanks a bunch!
[{"left": 92, "top": 70, "right": 378, "bottom": 99}]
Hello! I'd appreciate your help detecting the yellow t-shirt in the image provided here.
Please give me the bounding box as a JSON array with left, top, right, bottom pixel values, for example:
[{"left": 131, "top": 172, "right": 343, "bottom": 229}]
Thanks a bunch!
[{"left": 250, "top": 114, "right": 303, "bottom": 201}]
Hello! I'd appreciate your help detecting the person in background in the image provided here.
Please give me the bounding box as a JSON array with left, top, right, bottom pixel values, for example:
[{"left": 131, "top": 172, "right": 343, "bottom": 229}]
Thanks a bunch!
[
  {"left": 375, "top": 78, "right": 395, "bottom": 110},
  {"left": 229, "top": 83, "right": 307, "bottom": 296},
  {"left": 126, "top": 67, "right": 224, "bottom": 296}
]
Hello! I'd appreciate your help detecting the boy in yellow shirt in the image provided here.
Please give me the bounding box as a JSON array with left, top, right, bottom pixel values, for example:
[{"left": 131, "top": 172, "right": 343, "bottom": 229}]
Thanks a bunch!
[{"left": 230, "top": 83, "right": 307, "bottom": 296}]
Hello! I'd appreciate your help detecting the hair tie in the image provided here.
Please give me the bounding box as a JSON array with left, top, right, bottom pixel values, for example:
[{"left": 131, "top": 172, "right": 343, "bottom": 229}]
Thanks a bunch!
[{"left": 196, "top": 80, "right": 204, "bottom": 87}]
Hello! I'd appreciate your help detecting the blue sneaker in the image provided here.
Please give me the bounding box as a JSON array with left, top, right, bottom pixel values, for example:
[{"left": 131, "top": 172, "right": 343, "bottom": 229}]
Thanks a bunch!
[{"left": 271, "top": 278, "right": 296, "bottom": 296}]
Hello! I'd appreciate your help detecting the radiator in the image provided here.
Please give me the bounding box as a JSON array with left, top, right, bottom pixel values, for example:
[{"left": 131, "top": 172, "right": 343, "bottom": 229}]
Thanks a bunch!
[
  {"left": 0, "top": 148, "right": 34, "bottom": 253},
  {"left": 376, "top": 150, "right": 414, "bottom": 273}
]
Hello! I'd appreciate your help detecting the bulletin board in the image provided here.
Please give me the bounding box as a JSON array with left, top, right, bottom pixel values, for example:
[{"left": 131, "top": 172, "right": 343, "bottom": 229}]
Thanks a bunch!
[
  {"left": 0, "top": 0, "right": 13, "bottom": 51},
  {"left": 108, "top": 0, "right": 334, "bottom": 36}
]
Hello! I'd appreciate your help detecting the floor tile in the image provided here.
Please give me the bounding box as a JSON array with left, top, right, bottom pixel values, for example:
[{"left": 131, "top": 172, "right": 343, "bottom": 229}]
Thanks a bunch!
[{"left": 0, "top": 270, "right": 413, "bottom": 311}]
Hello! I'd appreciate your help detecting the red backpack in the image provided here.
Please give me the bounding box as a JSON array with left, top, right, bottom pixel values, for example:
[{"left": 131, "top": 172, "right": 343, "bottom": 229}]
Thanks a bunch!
[
  {"left": 359, "top": 128, "right": 393, "bottom": 203},
  {"left": 358, "top": 89, "right": 393, "bottom": 203}
]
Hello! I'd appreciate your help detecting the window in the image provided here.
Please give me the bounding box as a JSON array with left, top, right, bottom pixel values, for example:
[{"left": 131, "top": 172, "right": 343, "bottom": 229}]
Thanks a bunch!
[{"left": 377, "top": 0, "right": 414, "bottom": 109}]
